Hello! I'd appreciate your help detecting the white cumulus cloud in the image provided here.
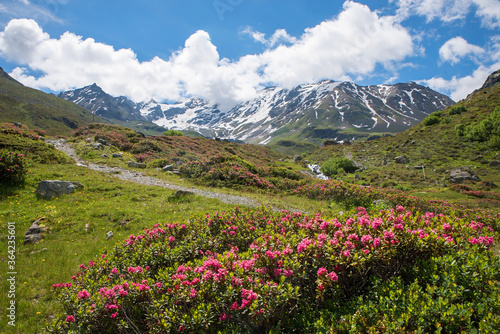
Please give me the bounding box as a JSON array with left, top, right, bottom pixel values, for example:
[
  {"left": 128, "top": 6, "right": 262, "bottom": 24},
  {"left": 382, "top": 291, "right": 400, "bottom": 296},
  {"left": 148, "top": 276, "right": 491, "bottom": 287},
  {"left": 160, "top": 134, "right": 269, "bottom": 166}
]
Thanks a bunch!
[
  {"left": 423, "top": 65, "right": 496, "bottom": 101},
  {"left": 439, "top": 36, "right": 485, "bottom": 64},
  {"left": 393, "top": 0, "right": 500, "bottom": 27},
  {"left": 242, "top": 27, "right": 297, "bottom": 47},
  {"left": 424, "top": 36, "right": 500, "bottom": 100},
  {"left": 0, "top": 2, "right": 414, "bottom": 110}
]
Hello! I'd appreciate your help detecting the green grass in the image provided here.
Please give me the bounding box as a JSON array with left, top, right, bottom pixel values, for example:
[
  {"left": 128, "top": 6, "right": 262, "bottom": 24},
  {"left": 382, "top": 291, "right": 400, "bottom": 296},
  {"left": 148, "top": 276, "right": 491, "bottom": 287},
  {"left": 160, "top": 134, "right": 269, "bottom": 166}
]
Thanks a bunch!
[{"left": 0, "top": 162, "right": 239, "bottom": 333}]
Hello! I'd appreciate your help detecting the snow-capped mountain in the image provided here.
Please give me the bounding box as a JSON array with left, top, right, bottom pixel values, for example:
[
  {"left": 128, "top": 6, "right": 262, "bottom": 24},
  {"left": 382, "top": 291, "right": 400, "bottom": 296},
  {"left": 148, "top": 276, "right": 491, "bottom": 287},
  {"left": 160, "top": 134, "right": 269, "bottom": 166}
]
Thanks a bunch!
[
  {"left": 58, "top": 83, "right": 143, "bottom": 121},
  {"left": 59, "top": 80, "right": 454, "bottom": 144}
]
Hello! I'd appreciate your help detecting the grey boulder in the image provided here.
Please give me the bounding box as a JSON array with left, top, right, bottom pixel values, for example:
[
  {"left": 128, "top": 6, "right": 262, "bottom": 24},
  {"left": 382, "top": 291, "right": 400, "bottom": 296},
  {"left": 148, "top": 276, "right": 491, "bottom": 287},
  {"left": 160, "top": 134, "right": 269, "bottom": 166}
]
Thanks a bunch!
[{"left": 35, "top": 180, "right": 84, "bottom": 199}]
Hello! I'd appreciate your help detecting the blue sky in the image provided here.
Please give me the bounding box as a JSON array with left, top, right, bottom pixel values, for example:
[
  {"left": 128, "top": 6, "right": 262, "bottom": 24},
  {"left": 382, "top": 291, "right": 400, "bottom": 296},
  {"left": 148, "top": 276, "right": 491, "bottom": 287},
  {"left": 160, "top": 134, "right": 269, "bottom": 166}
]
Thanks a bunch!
[{"left": 0, "top": 0, "right": 499, "bottom": 109}]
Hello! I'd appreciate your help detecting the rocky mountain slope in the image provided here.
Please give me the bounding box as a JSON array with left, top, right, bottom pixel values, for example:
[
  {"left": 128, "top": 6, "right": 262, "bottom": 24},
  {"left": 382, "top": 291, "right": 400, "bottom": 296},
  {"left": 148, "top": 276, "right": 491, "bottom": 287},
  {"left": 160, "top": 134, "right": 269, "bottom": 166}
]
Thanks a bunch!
[
  {"left": 58, "top": 84, "right": 167, "bottom": 135},
  {"left": 306, "top": 69, "right": 500, "bottom": 191},
  {"left": 59, "top": 80, "right": 453, "bottom": 145}
]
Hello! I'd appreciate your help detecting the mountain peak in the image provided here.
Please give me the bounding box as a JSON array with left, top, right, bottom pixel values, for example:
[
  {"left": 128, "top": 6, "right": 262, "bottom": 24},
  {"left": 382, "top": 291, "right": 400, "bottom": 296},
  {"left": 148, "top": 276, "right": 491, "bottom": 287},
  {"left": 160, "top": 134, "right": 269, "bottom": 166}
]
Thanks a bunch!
[
  {"left": 0, "top": 67, "right": 23, "bottom": 85},
  {"left": 480, "top": 69, "right": 500, "bottom": 90}
]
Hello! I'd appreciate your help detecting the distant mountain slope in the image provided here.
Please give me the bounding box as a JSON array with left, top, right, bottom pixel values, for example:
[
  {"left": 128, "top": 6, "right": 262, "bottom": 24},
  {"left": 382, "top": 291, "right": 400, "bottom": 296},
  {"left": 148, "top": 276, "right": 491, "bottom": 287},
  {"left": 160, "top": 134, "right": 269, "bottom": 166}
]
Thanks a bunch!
[
  {"left": 210, "top": 81, "right": 454, "bottom": 145},
  {"left": 58, "top": 84, "right": 167, "bottom": 136},
  {"left": 60, "top": 79, "right": 453, "bottom": 145},
  {"left": 0, "top": 67, "right": 101, "bottom": 136},
  {"left": 306, "top": 69, "right": 500, "bottom": 190}
]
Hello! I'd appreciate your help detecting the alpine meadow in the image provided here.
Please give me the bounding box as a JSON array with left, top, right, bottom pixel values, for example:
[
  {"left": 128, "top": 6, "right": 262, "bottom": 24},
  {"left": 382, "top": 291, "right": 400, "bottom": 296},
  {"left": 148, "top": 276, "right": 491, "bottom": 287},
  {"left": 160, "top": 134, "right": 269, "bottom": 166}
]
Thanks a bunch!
[{"left": 1, "top": 1, "right": 500, "bottom": 332}]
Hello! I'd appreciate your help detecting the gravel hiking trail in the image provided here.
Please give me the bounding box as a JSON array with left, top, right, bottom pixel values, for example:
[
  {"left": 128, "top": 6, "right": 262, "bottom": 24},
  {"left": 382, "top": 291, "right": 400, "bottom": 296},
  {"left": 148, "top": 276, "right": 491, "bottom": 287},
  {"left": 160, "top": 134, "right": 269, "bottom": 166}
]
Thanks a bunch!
[{"left": 49, "top": 139, "right": 264, "bottom": 208}]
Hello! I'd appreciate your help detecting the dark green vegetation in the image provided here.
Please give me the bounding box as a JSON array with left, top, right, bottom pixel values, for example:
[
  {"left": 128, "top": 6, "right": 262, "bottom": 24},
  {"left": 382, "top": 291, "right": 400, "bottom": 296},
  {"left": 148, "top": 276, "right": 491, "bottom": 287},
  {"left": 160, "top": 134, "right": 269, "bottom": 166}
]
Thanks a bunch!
[
  {"left": 320, "top": 157, "right": 358, "bottom": 177},
  {"left": 0, "top": 68, "right": 102, "bottom": 136}
]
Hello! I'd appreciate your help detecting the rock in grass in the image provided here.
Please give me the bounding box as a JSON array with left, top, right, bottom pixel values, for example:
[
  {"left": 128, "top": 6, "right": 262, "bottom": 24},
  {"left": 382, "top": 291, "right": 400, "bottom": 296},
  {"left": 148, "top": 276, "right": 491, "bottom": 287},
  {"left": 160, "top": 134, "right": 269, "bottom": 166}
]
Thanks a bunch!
[
  {"left": 173, "top": 190, "right": 194, "bottom": 198},
  {"left": 35, "top": 180, "right": 84, "bottom": 199},
  {"left": 395, "top": 155, "right": 409, "bottom": 164},
  {"left": 161, "top": 164, "right": 176, "bottom": 172},
  {"left": 449, "top": 167, "right": 480, "bottom": 183},
  {"left": 24, "top": 218, "right": 47, "bottom": 245},
  {"left": 128, "top": 161, "right": 147, "bottom": 169}
]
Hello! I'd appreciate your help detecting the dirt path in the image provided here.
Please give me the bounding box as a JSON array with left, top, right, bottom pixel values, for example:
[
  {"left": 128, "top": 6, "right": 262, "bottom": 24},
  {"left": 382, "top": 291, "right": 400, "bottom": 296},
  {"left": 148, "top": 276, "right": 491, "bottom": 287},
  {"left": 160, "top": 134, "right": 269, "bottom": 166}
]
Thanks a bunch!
[{"left": 48, "top": 139, "right": 264, "bottom": 208}]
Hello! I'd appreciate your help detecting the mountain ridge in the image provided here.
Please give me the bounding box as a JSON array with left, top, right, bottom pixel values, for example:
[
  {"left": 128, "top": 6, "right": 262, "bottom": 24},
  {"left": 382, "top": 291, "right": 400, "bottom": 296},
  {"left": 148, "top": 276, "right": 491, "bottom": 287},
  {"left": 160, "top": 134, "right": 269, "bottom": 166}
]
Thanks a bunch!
[{"left": 60, "top": 79, "right": 454, "bottom": 145}]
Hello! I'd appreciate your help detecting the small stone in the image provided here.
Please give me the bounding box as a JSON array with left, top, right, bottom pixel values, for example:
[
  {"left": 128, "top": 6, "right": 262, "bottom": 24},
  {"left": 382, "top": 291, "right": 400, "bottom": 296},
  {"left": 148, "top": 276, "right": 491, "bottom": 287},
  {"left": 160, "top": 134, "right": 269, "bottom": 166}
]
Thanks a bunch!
[
  {"left": 395, "top": 155, "right": 410, "bottom": 164},
  {"left": 24, "top": 218, "right": 47, "bottom": 245},
  {"left": 106, "top": 231, "right": 114, "bottom": 240},
  {"left": 449, "top": 167, "right": 480, "bottom": 183},
  {"left": 128, "top": 161, "right": 147, "bottom": 169},
  {"left": 161, "top": 164, "right": 176, "bottom": 172},
  {"left": 92, "top": 143, "right": 104, "bottom": 150},
  {"left": 112, "top": 152, "right": 123, "bottom": 158},
  {"left": 173, "top": 190, "right": 194, "bottom": 198}
]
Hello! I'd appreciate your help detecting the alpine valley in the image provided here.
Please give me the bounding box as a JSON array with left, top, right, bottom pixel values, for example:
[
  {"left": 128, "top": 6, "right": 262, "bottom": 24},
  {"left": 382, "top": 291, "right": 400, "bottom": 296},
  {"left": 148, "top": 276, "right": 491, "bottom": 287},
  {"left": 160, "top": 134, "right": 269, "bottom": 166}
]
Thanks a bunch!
[{"left": 58, "top": 80, "right": 454, "bottom": 146}]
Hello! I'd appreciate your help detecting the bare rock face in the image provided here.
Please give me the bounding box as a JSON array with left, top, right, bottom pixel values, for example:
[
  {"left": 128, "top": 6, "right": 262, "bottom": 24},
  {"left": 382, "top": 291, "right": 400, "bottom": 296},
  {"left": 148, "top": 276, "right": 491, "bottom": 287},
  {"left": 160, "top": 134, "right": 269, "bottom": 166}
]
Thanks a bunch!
[
  {"left": 449, "top": 167, "right": 480, "bottom": 183},
  {"left": 35, "top": 180, "right": 84, "bottom": 199}
]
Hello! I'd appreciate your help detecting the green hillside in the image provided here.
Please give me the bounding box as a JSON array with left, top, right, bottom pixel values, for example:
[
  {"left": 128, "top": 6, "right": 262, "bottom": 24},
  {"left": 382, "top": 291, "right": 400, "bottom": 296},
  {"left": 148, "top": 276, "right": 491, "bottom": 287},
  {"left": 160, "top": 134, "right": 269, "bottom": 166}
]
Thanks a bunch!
[
  {"left": 305, "top": 69, "right": 500, "bottom": 207},
  {"left": 0, "top": 68, "right": 103, "bottom": 136}
]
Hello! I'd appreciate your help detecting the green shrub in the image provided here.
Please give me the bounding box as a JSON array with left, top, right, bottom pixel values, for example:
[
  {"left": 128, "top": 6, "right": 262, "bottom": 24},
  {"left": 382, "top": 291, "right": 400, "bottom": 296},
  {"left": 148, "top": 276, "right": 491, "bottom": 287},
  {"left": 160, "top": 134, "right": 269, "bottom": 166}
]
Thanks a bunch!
[
  {"left": 449, "top": 105, "right": 467, "bottom": 115},
  {"left": 266, "top": 166, "right": 302, "bottom": 180},
  {"left": 0, "top": 149, "right": 28, "bottom": 187},
  {"left": 458, "top": 107, "right": 500, "bottom": 144},
  {"left": 131, "top": 140, "right": 162, "bottom": 153},
  {"left": 423, "top": 115, "right": 441, "bottom": 126},
  {"left": 330, "top": 248, "right": 500, "bottom": 333},
  {"left": 490, "top": 135, "right": 500, "bottom": 149},
  {"left": 320, "top": 157, "right": 358, "bottom": 176},
  {"left": 164, "top": 129, "right": 184, "bottom": 136}
]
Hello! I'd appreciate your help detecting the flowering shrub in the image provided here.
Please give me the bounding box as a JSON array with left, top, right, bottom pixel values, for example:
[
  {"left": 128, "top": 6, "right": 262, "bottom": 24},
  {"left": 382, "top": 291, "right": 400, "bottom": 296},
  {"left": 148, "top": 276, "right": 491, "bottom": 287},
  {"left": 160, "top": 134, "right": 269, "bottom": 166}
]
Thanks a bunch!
[
  {"left": 0, "top": 122, "right": 45, "bottom": 141},
  {"left": 0, "top": 149, "right": 28, "bottom": 186},
  {"left": 48, "top": 205, "right": 497, "bottom": 333},
  {"left": 179, "top": 156, "right": 286, "bottom": 191},
  {"left": 327, "top": 248, "right": 500, "bottom": 333}
]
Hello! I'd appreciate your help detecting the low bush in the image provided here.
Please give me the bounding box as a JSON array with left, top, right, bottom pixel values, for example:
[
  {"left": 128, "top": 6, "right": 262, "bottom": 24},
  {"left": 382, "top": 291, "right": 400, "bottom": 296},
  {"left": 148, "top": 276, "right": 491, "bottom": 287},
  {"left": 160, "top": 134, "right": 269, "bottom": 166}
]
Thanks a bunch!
[
  {"left": 423, "top": 115, "right": 441, "bottom": 126},
  {"left": 449, "top": 105, "right": 467, "bottom": 115},
  {"left": 164, "top": 130, "right": 184, "bottom": 136},
  {"left": 328, "top": 249, "right": 500, "bottom": 333},
  {"left": 47, "top": 206, "right": 498, "bottom": 333},
  {"left": 320, "top": 157, "right": 358, "bottom": 177},
  {"left": 0, "top": 149, "right": 28, "bottom": 187},
  {"left": 457, "top": 107, "right": 500, "bottom": 145}
]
